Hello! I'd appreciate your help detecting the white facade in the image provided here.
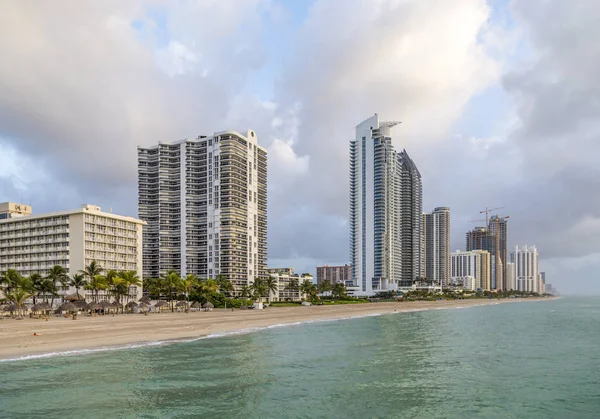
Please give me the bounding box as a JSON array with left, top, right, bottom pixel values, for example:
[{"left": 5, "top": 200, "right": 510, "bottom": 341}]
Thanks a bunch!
[
  {"left": 0, "top": 204, "right": 145, "bottom": 300},
  {"left": 138, "top": 130, "right": 267, "bottom": 291},
  {"left": 424, "top": 207, "right": 450, "bottom": 287},
  {"left": 505, "top": 262, "right": 516, "bottom": 291},
  {"left": 450, "top": 250, "right": 491, "bottom": 291},
  {"left": 510, "top": 245, "right": 539, "bottom": 293},
  {"left": 269, "top": 272, "right": 313, "bottom": 302},
  {"left": 349, "top": 114, "right": 423, "bottom": 296}
]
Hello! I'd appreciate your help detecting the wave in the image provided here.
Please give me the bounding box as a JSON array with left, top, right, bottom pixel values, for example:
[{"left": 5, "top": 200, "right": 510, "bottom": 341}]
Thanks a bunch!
[{"left": 0, "top": 300, "right": 527, "bottom": 363}]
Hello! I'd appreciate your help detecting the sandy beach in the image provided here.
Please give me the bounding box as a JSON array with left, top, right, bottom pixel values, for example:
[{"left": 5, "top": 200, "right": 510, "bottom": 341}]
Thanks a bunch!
[{"left": 0, "top": 298, "right": 551, "bottom": 361}]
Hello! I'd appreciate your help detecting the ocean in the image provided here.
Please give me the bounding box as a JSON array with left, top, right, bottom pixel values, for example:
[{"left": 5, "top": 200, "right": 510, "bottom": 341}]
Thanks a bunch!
[{"left": 1, "top": 297, "right": 598, "bottom": 418}]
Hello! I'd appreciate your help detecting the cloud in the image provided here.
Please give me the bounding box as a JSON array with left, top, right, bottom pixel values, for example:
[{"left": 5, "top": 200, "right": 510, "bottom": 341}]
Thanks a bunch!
[
  {"left": 0, "top": 0, "right": 597, "bottom": 293},
  {"left": 0, "top": 0, "right": 268, "bottom": 214}
]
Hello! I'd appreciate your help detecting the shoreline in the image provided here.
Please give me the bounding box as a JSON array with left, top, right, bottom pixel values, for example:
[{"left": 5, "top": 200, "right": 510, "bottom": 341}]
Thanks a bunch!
[{"left": 0, "top": 298, "right": 555, "bottom": 362}]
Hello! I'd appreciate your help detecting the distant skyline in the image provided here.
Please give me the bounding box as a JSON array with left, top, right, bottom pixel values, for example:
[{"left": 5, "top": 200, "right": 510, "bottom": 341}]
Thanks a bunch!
[{"left": 0, "top": 0, "right": 598, "bottom": 294}]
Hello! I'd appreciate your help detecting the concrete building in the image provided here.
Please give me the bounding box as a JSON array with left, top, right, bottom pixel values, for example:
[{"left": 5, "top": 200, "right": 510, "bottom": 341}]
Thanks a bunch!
[
  {"left": 138, "top": 129, "right": 267, "bottom": 291},
  {"left": 268, "top": 270, "right": 313, "bottom": 302},
  {"left": 510, "top": 245, "right": 539, "bottom": 293},
  {"left": 489, "top": 215, "right": 509, "bottom": 290},
  {"left": 0, "top": 204, "right": 145, "bottom": 300},
  {"left": 423, "top": 207, "right": 450, "bottom": 287},
  {"left": 450, "top": 250, "right": 491, "bottom": 291},
  {"left": 349, "top": 114, "right": 423, "bottom": 296},
  {"left": 0, "top": 202, "right": 32, "bottom": 219},
  {"left": 267, "top": 268, "right": 294, "bottom": 276},
  {"left": 316, "top": 264, "right": 352, "bottom": 285},
  {"left": 466, "top": 225, "right": 504, "bottom": 290},
  {"left": 505, "top": 262, "right": 516, "bottom": 290}
]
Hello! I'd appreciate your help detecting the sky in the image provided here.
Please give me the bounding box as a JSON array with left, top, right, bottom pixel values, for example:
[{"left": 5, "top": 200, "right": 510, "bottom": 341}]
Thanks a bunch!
[{"left": 0, "top": 0, "right": 599, "bottom": 295}]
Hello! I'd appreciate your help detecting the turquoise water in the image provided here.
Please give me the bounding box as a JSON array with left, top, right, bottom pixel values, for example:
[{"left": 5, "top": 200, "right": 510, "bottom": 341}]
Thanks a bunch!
[{"left": 1, "top": 298, "right": 599, "bottom": 418}]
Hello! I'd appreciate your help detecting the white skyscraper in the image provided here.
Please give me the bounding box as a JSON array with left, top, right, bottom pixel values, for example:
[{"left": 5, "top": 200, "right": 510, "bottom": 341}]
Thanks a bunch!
[
  {"left": 424, "top": 207, "right": 451, "bottom": 287},
  {"left": 510, "top": 245, "right": 539, "bottom": 293},
  {"left": 349, "top": 114, "right": 423, "bottom": 296},
  {"left": 138, "top": 130, "right": 267, "bottom": 291}
]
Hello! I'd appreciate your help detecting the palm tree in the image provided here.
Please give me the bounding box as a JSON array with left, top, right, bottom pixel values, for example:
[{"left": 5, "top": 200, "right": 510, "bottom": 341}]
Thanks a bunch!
[
  {"left": 240, "top": 285, "right": 250, "bottom": 299},
  {"left": 332, "top": 282, "right": 348, "bottom": 299},
  {"left": 84, "top": 275, "right": 108, "bottom": 302},
  {"left": 46, "top": 265, "right": 69, "bottom": 298},
  {"left": 160, "top": 270, "right": 182, "bottom": 312},
  {"left": 265, "top": 276, "right": 278, "bottom": 303},
  {"left": 284, "top": 278, "right": 300, "bottom": 301},
  {"left": 318, "top": 280, "right": 332, "bottom": 297},
  {"left": 178, "top": 274, "right": 197, "bottom": 307},
  {"left": 216, "top": 275, "right": 234, "bottom": 298},
  {"left": 68, "top": 273, "right": 88, "bottom": 300},
  {"left": 0, "top": 269, "right": 23, "bottom": 294},
  {"left": 4, "top": 289, "right": 32, "bottom": 319},
  {"left": 300, "top": 279, "right": 314, "bottom": 300},
  {"left": 119, "top": 271, "right": 142, "bottom": 304},
  {"left": 249, "top": 278, "right": 267, "bottom": 302},
  {"left": 40, "top": 278, "right": 59, "bottom": 307},
  {"left": 27, "top": 273, "right": 44, "bottom": 304},
  {"left": 80, "top": 261, "right": 104, "bottom": 284}
]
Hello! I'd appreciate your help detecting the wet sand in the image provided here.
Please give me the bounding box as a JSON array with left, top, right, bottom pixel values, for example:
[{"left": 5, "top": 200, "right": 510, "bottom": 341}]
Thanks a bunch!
[{"left": 0, "top": 298, "right": 552, "bottom": 360}]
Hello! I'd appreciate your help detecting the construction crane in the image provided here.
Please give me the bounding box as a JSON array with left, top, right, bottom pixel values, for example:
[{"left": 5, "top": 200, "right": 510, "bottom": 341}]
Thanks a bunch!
[{"left": 479, "top": 206, "right": 504, "bottom": 226}]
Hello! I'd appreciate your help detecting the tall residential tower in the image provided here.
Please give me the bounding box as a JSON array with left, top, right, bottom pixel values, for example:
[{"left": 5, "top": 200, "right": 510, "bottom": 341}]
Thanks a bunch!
[
  {"left": 349, "top": 114, "right": 423, "bottom": 296},
  {"left": 423, "top": 207, "right": 451, "bottom": 287},
  {"left": 138, "top": 130, "right": 267, "bottom": 291}
]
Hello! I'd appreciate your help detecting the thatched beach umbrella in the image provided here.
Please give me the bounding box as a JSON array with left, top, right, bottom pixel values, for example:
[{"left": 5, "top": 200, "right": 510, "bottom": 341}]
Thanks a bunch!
[
  {"left": 202, "top": 302, "right": 214, "bottom": 310},
  {"left": 64, "top": 293, "right": 86, "bottom": 302},
  {"left": 126, "top": 301, "right": 138, "bottom": 309},
  {"left": 176, "top": 301, "right": 189, "bottom": 308},
  {"left": 73, "top": 300, "right": 89, "bottom": 310},
  {"left": 88, "top": 302, "right": 100, "bottom": 311},
  {"left": 154, "top": 301, "right": 168, "bottom": 310},
  {"left": 139, "top": 296, "right": 151, "bottom": 304},
  {"left": 6, "top": 304, "right": 18, "bottom": 312},
  {"left": 98, "top": 301, "right": 113, "bottom": 309},
  {"left": 58, "top": 302, "right": 78, "bottom": 312},
  {"left": 39, "top": 302, "right": 52, "bottom": 311}
]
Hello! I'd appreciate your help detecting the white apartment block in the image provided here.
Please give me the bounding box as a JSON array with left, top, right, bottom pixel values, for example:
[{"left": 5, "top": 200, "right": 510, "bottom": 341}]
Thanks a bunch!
[
  {"left": 269, "top": 272, "right": 313, "bottom": 302},
  {"left": 350, "top": 114, "right": 424, "bottom": 296},
  {"left": 424, "top": 207, "right": 451, "bottom": 287},
  {"left": 510, "top": 245, "right": 539, "bottom": 293},
  {"left": 451, "top": 250, "right": 491, "bottom": 291},
  {"left": 138, "top": 130, "right": 267, "bottom": 291},
  {"left": 0, "top": 204, "right": 145, "bottom": 300}
]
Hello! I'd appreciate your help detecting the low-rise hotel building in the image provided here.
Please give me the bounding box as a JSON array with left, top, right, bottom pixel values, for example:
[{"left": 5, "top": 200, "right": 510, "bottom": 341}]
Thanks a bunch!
[
  {"left": 0, "top": 203, "right": 145, "bottom": 300},
  {"left": 268, "top": 270, "right": 313, "bottom": 302}
]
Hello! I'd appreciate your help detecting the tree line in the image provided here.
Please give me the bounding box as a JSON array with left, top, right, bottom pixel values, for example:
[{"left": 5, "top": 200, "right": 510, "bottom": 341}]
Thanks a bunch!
[{"left": 0, "top": 260, "right": 141, "bottom": 317}]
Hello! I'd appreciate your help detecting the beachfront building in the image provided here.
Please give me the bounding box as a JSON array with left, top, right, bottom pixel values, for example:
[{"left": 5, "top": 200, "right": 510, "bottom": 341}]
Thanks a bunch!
[
  {"left": 268, "top": 270, "right": 313, "bottom": 302},
  {"left": 423, "top": 207, "right": 450, "bottom": 287},
  {"left": 510, "top": 245, "right": 539, "bottom": 293},
  {"left": 138, "top": 129, "right": 267, "bottom": 292},
  {"left": 349, "top": 114, "right": 424, "bottom": 296},
  {"left": 505, "top": 262, "right": 516, "bottom": 290},
  {"left": 0, "top": 202, "right": 32, "bottom": 219},
  {"left": 267, "top": 267, "right": 294, "bottom": 275},
  {"left": 0, "top": 203, "right": 145, "bottom": 301},
  {"left": 450, "top": 250, "right": 491, "bottom": 291},
  {"left": 316, "top": 264, "right": 352, "bottom": 285}
]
